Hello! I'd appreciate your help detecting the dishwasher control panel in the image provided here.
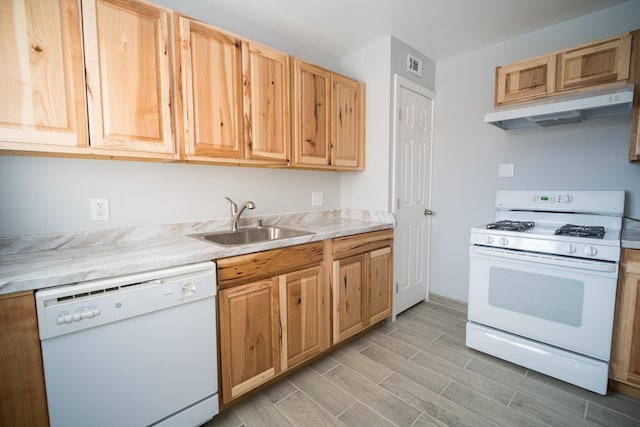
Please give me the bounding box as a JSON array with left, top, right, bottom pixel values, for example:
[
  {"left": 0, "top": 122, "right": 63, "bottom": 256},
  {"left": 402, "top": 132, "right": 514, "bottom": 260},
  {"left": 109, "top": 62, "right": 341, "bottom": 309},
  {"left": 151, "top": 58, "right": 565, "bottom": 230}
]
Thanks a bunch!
[{"left": 36, "top": 262, "right": 216, "bottom": 340}]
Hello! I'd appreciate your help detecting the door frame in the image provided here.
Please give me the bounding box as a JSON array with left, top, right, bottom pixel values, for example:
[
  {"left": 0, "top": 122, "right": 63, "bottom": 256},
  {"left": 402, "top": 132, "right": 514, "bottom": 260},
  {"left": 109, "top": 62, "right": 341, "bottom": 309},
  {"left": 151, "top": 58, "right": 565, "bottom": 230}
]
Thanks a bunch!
[{"left": 390, "top": 74, "right": 435, "bottom": 320}]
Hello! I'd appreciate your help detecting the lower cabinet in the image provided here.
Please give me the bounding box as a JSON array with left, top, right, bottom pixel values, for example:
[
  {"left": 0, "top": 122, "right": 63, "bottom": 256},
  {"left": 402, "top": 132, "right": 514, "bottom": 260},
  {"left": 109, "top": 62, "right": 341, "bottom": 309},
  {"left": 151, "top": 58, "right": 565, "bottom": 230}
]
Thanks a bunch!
[
  {"left": 216, "top": 231, "right": 393, "bottom": 408},
  {"left": 218, "top": 278, "right": 280, "bottom": 404},
  {"left": 216, "top": 242, "right": 328, "bottom": 407},
  {"left": 279, "top": 265, "right": 325, "bottom": 370},
  {"left": 0, "top": 291, "right": 49, "bottom": 427},
  {"left": 610, "top": 248, "right": 640, "bottom": 398},
  {"left": 332, "top": 230, "right": 393, "bottom": 344}
]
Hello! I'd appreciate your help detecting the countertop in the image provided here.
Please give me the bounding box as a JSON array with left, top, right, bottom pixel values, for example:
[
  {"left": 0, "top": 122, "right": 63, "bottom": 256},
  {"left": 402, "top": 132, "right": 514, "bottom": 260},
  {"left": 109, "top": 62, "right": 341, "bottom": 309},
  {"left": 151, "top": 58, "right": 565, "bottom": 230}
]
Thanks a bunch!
[
  {"left": 622, "top": 218, "right": 640, "bottom": 250},
  {"left": 0, "top": 209, "right": 394, "bottom": 296}
]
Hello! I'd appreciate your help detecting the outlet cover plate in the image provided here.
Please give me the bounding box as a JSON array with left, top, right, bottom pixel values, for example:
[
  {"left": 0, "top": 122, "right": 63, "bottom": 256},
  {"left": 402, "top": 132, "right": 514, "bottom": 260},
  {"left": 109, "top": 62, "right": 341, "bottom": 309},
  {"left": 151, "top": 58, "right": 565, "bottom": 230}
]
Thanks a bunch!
[{"left": 91, "top": 198, "right": 110, "bottom": 220}]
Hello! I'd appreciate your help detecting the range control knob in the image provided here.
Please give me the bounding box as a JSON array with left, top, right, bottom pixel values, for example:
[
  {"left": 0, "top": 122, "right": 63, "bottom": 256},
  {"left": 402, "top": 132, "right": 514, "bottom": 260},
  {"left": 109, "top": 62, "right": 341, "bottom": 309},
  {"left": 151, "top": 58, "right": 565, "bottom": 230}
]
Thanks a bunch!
[
  {"left": 485, "top": 236, "right": 494, "bottom": 244},
  {"left": 565, "top": 244, "right": 576, "bottom": 254},
  {"left": 499, "top": 237, "right": 509, "bottom": 246},
  {"left": 582, "top": 246, "right": 597, "bottom": 256}
]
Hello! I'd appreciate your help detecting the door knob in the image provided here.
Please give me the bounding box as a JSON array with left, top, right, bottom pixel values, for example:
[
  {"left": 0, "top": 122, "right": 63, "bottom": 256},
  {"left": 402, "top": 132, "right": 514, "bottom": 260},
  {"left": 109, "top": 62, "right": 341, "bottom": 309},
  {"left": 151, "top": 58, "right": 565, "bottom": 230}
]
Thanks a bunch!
[{"left": 424, "top": 209, "right": 433, "bottom": 216}]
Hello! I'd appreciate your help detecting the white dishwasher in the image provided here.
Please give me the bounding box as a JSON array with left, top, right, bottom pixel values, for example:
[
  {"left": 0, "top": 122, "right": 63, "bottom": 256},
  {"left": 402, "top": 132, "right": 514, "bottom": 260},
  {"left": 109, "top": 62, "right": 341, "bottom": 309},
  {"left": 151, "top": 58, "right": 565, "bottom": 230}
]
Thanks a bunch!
[{"left": 36, "top": 261, "right": 219, "bottom": 427}]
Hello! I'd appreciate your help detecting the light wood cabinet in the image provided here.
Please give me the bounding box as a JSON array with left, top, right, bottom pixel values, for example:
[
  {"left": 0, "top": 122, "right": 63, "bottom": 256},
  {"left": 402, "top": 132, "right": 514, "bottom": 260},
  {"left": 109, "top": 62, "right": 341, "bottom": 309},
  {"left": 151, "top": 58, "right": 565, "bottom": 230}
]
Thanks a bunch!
[
  {"left": 0, "top": 0, "right": 88, "bottom": 153},
  {"left": 610, "top": 248, "right": 640, "bottom": 399},
  {"left": 216, "top": 241, "right": 326, "bottom": 407},
  {"left": 176, "top": 18, "right": 243, "bottom": 161},
  {"left": 279, "top": 265, "right": 325, "bottom": 370},
  {"left": 0, "top": 291, "right": 49, "bottom": 427},
  {"left": 82, "top": 0, "right": 176, "bottom": 158},
  {"left": 494, "top": 31, "right": 634, "bottom": 107},
  {"left": 292, "top": 59, "right": 365, "bottom": 170},
  {"left": 218, "top": 278, "right": 279, "bottom": 404},
  {"left": 243, "top": 41, "right": 290, "bottom": 162},
  {"left": 176, "top": 17, "right": 290, "bottom": 165},
  {"left": 558, "top": 33, "right": 631, "bottom": 91},
  {"left": 292, "top": 60, "right": 332, "bottom": 166},
  {"left": 332, "top": 230, "right": 393, "bottom": 344},
  {"left": 495, "top": 54, "right": 556, "bottom": 105},
  {"left": 629, "top": 30, "right": 640, "bottom": 162},
  {"left": 332, "top": 74, "right": 365, "bottom": 168}
]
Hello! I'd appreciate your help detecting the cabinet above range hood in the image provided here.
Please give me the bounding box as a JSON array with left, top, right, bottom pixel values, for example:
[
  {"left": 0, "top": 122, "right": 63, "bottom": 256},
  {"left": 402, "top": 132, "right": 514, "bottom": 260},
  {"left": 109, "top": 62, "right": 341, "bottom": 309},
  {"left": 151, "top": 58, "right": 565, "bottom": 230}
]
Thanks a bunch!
[{"left": 484, "top": 84, "right": 634, "bottom": 130}]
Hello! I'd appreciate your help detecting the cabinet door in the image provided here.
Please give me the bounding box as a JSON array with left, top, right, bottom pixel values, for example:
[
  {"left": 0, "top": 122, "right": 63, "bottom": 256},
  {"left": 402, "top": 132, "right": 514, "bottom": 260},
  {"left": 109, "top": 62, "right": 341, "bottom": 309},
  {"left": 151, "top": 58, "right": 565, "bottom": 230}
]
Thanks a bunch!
[
  {"left": 332, "top": 74, "right": 364, "bottom": 169},
  {"left": 333, "top": 254, "right": 366, "bottom": 344},
  {"left": 0, "top": 292, "right": 49, "bottom": 427},
  {"left": 368, "top": 247, "right": 393, "bottom": 325},
  {"left": 292, "top": 60, "right": 331, "bottom": 166},
  {"left": 219, "top": 279, "right": 279, "bottom": 405},
  {"left": 0, "top": 0, "right": 88, "bottom": 151},
  {"left": 178, "top": 18, "right": 243, "bottom": 160},
  {"left": 558, "top": 33, "right": 631, "bottom": 91},
  {"left": 495, "top": 54, "right": 556, "bottom": 105},
  {"left": 82, "top": 0, "right": 175, "bottom": 156},
  {"left": 610, "top": 249, "right": 640, "bottom": 390},
  {"left": 279, "top": 266, "right": 324, "bottom": 370},
  {"left": 243, "top": 42, "right": 290, "bottom": 162}
]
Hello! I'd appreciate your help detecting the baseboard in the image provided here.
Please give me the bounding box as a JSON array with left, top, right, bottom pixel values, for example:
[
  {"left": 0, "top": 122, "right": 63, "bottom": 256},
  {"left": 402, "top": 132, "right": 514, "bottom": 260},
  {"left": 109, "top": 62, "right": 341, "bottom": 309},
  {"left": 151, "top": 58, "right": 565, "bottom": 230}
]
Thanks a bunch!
[{"left": 428, "top": 293, "right": 468, "bottom": 313}]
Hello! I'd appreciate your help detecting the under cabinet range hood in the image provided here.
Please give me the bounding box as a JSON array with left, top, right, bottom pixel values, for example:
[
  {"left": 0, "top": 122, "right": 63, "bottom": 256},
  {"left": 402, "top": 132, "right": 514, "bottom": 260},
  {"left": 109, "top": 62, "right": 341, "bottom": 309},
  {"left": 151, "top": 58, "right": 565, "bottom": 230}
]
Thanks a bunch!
[{"left": 485, "top": 84, "right": 634, "bottom": 130}]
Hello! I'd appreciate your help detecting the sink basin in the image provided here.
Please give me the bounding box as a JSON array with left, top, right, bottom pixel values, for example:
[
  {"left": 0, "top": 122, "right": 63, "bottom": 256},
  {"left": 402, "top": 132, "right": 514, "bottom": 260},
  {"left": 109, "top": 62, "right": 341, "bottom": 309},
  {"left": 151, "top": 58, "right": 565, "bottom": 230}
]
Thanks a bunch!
[{"left": 194, "top": 226, "right": 313, "bottom": 246}]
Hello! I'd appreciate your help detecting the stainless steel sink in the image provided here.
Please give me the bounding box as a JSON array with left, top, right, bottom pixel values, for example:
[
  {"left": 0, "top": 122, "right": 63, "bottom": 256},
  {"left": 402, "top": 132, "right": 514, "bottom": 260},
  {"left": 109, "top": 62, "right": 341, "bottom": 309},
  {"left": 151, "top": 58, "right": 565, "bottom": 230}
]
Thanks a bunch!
[{"left": 193, "top": 226, "right": 313, "bottom": 246}]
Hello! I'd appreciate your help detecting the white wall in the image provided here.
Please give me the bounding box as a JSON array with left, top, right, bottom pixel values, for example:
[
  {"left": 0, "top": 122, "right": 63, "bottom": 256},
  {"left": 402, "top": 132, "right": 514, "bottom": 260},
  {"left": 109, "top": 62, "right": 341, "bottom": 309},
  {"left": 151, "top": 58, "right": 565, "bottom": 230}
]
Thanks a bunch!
[
  {"left": 339, "top": 36, "right": 436, "bottom": 211},
  {"left": 430, "top": 1, "right": 640, "bottom": 302},
  {"left": 340, "top": 37, "right": 391, "bottom": 211},
  {"left": 0, "top": 156, "right": 341, "bottom": 236}
]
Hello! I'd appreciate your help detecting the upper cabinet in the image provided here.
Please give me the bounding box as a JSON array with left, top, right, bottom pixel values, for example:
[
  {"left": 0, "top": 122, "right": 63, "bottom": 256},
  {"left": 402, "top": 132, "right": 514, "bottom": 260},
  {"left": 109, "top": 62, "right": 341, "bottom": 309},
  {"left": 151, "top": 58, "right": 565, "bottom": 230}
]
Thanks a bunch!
[
  {"left": 83, "top": 0, "right": 176, "bottom": 158},
  {"left": 176, "top": 17, "right": 290, "bottom": 165},
  {"left": 493, "top": 29, "right": 640, "bottom": 163},
  {"left": 0, "top": 0, "right": 88, "bottom": 153},
  {"left": 495, "top": 54, "right": 556, "bottom": 105},
  {"left": 292, "top": 59, "right": 365, "bottom": 170},
  {"left": 176, "top": 18, "right": 244, "bottom": 161},
  {"left": 495, "top": 32, "right": 634, "bottom": 107},
  {"left": 0, "top": 0, "right": 365, "bottom": 169},
  {"left": 242, "top": 41, "right": 291, "bottom": 162},
  {"left": 0, "top": 0, "right": 177, "bottom": 160},
  {"left": 557, "top": 34, "right": 631, "bottom": 91}
]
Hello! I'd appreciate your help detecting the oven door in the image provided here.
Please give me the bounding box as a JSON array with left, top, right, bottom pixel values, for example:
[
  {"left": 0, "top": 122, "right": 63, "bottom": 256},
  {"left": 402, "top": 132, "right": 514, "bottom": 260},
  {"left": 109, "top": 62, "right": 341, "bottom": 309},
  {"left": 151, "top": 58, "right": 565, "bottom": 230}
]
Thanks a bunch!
[{"left": 468, "top": 245, "right": 618, "bottom": 361}]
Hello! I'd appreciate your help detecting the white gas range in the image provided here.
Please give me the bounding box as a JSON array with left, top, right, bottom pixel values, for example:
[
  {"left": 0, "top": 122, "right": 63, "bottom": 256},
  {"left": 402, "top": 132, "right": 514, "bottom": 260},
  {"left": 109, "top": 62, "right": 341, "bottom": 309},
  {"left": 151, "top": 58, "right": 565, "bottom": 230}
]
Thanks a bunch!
[{"left": 466, "top": 190, "right": 625, "bottom": 395}]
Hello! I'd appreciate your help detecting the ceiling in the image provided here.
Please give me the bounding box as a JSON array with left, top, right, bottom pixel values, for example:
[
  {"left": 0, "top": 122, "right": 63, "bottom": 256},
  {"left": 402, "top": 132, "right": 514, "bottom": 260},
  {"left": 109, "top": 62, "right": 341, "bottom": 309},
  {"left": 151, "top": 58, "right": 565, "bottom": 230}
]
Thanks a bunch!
[{"left": 204, "top": 0, "right": 633, "bottom": 61}]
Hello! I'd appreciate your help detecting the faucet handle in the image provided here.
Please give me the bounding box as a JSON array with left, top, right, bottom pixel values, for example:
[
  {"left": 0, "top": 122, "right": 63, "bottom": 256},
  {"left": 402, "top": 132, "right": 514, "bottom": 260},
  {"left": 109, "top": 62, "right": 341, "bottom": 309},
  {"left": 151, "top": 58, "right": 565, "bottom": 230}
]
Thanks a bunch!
[{"left": 224, "top": 196, "right": 238, "bottom": 215}]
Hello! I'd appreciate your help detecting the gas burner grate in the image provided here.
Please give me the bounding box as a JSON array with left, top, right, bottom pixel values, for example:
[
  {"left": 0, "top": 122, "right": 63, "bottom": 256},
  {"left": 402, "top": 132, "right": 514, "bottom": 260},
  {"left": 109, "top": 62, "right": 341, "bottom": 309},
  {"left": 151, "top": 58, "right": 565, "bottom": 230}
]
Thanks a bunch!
[
  {"left": 555, "top": 224, "right": 605, "bottom": 239},
  {"left": 486, "top": 220, "right": 535, "bottom": 232}
]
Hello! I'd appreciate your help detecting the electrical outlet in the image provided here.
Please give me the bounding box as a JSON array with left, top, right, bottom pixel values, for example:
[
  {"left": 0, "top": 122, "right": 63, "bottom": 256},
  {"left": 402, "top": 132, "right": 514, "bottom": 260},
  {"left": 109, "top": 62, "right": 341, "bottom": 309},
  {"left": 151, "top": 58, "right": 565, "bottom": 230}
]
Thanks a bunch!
[
  {"left": 311, "top": 192, "right": 324, "bottom": 207},
  {"left": 91, "top": 198, "right": 110, "bottom": 220}
]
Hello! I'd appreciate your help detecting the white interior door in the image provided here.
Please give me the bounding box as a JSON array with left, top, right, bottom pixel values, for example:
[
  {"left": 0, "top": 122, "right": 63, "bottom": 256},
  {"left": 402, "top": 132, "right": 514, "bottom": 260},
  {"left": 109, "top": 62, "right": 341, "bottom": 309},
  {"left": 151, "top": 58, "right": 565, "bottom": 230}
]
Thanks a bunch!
[{"left": 391, "top": 74, "right": 434, "bottom": 318}]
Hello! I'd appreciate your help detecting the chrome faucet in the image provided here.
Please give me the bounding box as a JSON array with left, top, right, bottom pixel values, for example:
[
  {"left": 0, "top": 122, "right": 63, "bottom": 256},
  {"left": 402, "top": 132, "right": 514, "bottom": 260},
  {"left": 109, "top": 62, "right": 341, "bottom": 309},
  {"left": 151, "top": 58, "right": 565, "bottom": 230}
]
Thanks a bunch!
[{"left": 224, "top": 197, "right": 255, "bottom": 231}]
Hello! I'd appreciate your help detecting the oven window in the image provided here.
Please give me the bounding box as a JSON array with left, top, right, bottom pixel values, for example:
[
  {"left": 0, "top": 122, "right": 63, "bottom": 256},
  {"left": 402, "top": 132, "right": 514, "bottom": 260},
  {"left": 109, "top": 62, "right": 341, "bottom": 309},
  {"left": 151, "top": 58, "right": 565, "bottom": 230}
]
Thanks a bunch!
[{"left": 488, "top": 267, "right": 584, "bottom": 327}]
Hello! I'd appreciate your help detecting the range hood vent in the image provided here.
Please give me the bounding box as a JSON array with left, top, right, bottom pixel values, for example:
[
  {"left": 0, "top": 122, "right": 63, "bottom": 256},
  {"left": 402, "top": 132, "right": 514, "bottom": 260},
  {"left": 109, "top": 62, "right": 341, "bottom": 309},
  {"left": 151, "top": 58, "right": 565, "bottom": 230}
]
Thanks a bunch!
[{"left": 485, "top": 84, "right": 634, "bottom": 130}]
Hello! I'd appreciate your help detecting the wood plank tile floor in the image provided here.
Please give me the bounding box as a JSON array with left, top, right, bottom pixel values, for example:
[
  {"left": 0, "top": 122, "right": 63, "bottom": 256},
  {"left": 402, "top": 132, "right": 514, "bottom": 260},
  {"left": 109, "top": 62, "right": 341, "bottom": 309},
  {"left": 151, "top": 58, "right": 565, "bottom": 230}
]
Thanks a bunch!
[{"left": 204, "top": 298, "right": 640, "bottom": 426}]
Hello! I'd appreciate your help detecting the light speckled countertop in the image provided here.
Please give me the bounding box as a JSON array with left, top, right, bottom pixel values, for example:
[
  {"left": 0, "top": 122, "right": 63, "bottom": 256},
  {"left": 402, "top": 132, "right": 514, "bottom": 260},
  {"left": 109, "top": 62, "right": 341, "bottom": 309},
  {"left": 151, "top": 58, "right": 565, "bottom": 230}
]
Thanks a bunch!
[
  {"left": 0, "top": 209, "right": 394, "bottom": 296},
  {"left": 622, "top": 218, "right": 640, "bottom": 250}
]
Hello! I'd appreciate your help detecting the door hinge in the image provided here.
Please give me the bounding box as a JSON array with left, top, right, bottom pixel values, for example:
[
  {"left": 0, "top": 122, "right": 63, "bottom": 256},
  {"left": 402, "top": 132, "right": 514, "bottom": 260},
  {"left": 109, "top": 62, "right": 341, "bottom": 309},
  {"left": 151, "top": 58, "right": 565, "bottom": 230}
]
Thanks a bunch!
[
  {"left": 395, "top": 283, "right": 398, "bottom": 293},
  {"left": 398, "top": 109, "right": 402, "bottom": 121}
]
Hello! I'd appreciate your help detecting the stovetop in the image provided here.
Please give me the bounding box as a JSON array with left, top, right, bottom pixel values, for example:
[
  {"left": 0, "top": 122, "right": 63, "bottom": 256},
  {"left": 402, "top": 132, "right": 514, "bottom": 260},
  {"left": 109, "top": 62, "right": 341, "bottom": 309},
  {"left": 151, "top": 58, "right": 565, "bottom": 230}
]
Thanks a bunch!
[{"left": 486, "top": 221, "right": 608, "bottom": 239}]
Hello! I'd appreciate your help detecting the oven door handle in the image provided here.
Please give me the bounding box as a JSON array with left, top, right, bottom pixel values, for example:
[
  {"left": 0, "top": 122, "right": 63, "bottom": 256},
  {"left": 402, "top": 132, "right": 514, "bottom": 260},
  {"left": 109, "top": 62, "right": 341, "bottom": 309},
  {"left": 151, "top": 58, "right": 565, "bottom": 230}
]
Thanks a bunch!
[{"left": 469, "top": 245, "right": 618, "bottom": 273}]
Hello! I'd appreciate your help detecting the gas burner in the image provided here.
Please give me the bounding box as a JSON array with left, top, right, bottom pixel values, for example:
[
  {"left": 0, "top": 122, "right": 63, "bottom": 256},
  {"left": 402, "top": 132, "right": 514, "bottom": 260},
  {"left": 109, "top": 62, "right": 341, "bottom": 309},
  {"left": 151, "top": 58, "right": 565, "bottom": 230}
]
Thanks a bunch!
[
  {"left": 555, "top": 224, "right": 605, "bottom": 239},
  {"left": 486, "top": 220, "right": 535, "bottom": 232}
]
